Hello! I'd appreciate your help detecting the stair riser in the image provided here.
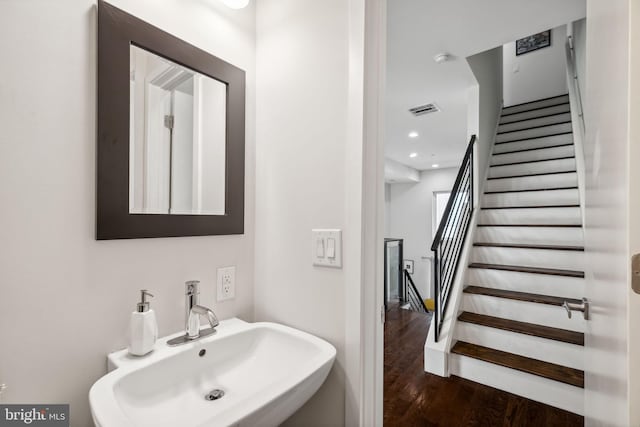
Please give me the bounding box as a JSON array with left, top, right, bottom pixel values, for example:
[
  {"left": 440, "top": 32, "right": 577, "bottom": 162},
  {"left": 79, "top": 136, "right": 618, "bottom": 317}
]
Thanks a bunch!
[
  {"left": 488, "top": 158, "right": 576, "bottom": 178},
  {"left": 502, "top": 95, "right": 570, "bottom": 115},
  {"left": 485, "top": 173, "right": 578, "bottom": 192},
  {"left": 500, "top": 104, "right": 571, "bottom": 124},
  {"left": 467, "top": 268, "right": 584, "bottom": 298},
  {"left": 475, "top": 226, "right": 583, "bottom": 246},
  {"left": 455, "top": 322, "right": 584, "bottom": 369},
  {"left": 471, "top": 247, "right": 584, "bottom": 271},
  {"left": 462, "top": 294, "right": 585, "bottom": 332},
  {"left": 478, "top": 208, "right": 581, "bottom": 225},
  {"left": 498, "top": 113, "right": 572, "bottom": 133},
  {"left": 449, "top": 354, "right": 584, "bottom": 415},
  {"left": 491, "top": 145, "right": 575, "bottom": 166},
  {"left": 494, "top": 133, "right": 574, "bottom": 153},
  {"left": 496, "top": 123, "right": 572, "bottom": 143},
  {"left": 483, "top": 189, "right": 579, "bottom": 208}
]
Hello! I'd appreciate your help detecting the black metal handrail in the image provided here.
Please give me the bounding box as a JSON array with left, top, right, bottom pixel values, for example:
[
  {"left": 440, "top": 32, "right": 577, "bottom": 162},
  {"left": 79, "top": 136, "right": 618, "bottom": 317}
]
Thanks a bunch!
[
  {"left": 431, "top": 135, "right": 476, "bottom": 341},
  {"left": 404, "top": 269, "right": 429, "bottom": 314}
]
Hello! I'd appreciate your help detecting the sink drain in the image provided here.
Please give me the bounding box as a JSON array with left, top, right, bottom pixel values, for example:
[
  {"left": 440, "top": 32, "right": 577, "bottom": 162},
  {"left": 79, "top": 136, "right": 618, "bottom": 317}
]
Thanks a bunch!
[{"left": 205, "top": 389, "right": 225, "bottom": 401}]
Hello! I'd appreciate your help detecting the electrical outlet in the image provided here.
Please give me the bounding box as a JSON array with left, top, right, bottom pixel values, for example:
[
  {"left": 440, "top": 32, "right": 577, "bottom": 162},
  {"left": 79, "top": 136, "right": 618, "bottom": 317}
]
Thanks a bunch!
[{"left": 217, "top": 266, "right": 236, "bottom": 301}]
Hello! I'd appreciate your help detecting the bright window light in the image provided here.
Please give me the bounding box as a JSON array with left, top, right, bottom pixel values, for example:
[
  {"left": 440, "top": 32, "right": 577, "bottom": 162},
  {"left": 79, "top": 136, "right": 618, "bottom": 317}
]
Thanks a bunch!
[{"left": 219, "top": 0, "right": 250, "bottom": 9}]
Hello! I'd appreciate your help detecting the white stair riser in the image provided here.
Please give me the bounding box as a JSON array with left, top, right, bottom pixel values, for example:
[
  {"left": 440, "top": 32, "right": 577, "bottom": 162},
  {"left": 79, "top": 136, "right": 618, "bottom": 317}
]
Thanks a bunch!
[
  {"left": 455, "top": 322, "right": 584, "bottom": 369},
  {"left": 485, "top": 173, "right": 578, "bottom": 192},
  {"left": 502, "top": 95, "right": 570, "bottom": 115},
  {"left": 475, "top": 226, "right": 583, "bottom": 245},
  {"left": 471, "top": 247, "right": 584, "bottom": 271},
  {"left": 466, "top": 268, "right": 584, "bottom": 298},
  {"left": 450, "top": 354, "right": 584, "bottom": 415},
  {"left": 483, "top": 189, "right": 579, "bottom": 208},
  {"left": 493, "top": 133, "right": 574, "bottom": 154},
  {"left": 488, "top": 158, "right": 576, "bottom": 178},
  {"left": 496, "top": 123, "right": 572, "bottom": 143},
  {"left": 491, "top": 145, "right": 574, "bottom": 166},
  {"left": 498, "top": 112, "right": 572, "bottom": 133},
  {"left": 500, "top": 103, "right": 571, "bottom": 124},
  {"left": 462, "top": 294, "right": 585, "bottom": 332},
  {"left": 478, "top": 207, "right": 581, "bottom": 225}
]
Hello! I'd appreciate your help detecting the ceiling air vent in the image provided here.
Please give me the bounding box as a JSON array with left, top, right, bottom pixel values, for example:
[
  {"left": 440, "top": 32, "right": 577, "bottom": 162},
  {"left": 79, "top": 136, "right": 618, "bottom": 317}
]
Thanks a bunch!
[{"left": 409, "top": 103, "right": 440, "bottom": 116}]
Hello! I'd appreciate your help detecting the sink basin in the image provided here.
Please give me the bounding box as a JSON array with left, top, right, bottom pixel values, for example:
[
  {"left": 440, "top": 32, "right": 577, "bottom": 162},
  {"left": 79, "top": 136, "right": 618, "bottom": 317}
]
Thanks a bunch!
[{"left": 89, "top": 318, "right": 336, "bottom": 427}]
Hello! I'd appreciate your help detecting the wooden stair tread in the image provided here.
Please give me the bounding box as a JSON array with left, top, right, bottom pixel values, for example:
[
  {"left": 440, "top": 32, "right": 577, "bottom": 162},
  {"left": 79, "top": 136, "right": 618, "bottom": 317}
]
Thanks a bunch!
[
  {"left": 493, "top": 142, "right": 574, "bottom": 155},
  {"left": 499, "top": 112, "right": 572, "bottom": 127},
  {"left": 490, "top": 156, "right": 575, "bottom": 168},
  {"left": 484, "top": 186, "right": 578, "bottom": 194},
  {"left": 502, "top": 94, "right": 569, "bottom": 110},
  {"left": 468, "top": 263, "right": 584, "bottom": 278},
  {"left": 458, "top": 311, "right": 584, "bottom": 345},
  {"left": 474, "top": 242, "right": 584, "bottom": 251},
  {"left": 477, "top": 224, "right": 582, "bottom": 228},
  {"left": 487, "top": 170, "right": 577, "bottom": 180},
  {"left": 464, "top": 285, "right": 582, "bottom": 307},
  {"left": 497, "top": 121, "right": 572, "bottom": 135},
  {"left": 500, "top": 101, "right": 570, "bottom": 118},
  {"left": 451, "top": 341, "right": 584, "bottom": 388},
  {"left": 481, "top": 204, "right": 580, "bottom": 210},
  {"left": 496, "top": 131, "right": 573, "bottom": 145}
]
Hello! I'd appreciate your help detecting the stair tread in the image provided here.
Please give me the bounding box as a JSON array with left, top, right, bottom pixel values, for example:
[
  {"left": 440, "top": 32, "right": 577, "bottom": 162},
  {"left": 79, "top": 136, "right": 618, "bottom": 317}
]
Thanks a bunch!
[
  {"left": 488, "top": 170, "right": 577, "bottom": 180},
  {"left": 474, "top": 242, "right": 584, "bottom": 251},
  {"left": 481, "top": 204, "right": 580, "bottom": 210},
  {"left": 451, "top": 341, "right": 584, "bottom": 388},
  {"left": 468, "top": 263, "right": 584, "bottom": 278},
  {"left": 464, "top": 285, "right": 582, "bottom": 307},
  {"left": 458, "top": 311, "right": 584, "bottom": 345},
  {"left": 490, "top": 156, "right": 575, "bottom": 168},
  {"left": 496, "top": 131, "right": 573, "bottom": 145},
  {"left": 493, "top": 143, "right": 574, "bottom": 155},
  {"left": 497, "top": 121, "right": 572, "bottom": 135},
  {"left": 477, "top": 224, "right": 582, "bottom": 227},
  {"left": 499, "top": 112, "right": 572, "bottom": 126},
  {"left": 501, "top": 102, "right": 570, "bottom": 118},
  {"left": 484, "top": 186, "right": 578, "bottom": 194}
]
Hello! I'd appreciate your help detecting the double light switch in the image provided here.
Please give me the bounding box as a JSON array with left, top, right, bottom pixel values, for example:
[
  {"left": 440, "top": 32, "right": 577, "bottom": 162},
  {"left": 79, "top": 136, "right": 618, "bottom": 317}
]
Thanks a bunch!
[{"left": 312, "top": 229, "right": 342, "bottom": 268}]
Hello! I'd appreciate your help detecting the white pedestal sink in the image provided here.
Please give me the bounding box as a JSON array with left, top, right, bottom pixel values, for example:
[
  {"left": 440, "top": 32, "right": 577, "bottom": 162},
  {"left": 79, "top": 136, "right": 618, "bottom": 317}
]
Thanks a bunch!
[{"left": 89, "top": 318, "right": 336, "bottom": 427}]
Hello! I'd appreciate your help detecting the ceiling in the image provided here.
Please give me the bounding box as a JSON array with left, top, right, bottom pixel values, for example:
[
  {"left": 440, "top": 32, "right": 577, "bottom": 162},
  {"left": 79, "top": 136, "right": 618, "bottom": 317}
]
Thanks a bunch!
[{"left": 385, "top": 0, "right": 586, "bottom": 172}]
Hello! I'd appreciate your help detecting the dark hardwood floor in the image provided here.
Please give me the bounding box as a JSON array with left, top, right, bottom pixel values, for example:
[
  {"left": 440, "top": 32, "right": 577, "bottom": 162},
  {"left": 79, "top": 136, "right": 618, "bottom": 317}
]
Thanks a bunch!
[{"left": 383, "top": 303, "right": 584, "bottom": 426}]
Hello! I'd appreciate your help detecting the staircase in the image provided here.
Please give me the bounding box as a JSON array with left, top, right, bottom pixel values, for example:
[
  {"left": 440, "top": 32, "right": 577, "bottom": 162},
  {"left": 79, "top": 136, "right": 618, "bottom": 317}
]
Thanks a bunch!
[{"left": 449, "top": 94, "right": 586, "bottom": 415}]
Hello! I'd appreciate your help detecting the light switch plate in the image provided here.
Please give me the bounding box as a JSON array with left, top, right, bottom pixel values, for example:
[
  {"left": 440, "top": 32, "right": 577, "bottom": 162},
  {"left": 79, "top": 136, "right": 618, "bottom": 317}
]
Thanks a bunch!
[
  {"left": 217, "top": 266, "right": 236, "bottom": 301},
  {"left": 312, "top": 229, "right": 342, "bottom": 268}
]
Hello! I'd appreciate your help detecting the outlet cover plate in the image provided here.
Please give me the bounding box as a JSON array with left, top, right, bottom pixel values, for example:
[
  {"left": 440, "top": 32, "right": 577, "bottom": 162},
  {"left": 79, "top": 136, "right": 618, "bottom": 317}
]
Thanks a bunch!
[{"left": 217, "top": 266, "right": 236, "bottom": 301}]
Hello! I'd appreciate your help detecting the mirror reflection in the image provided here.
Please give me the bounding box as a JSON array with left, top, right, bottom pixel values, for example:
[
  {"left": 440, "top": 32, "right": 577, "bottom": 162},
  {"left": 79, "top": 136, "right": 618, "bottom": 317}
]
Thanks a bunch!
[{"left": 129, "top": 44, "right": 227, "bottom": 215}]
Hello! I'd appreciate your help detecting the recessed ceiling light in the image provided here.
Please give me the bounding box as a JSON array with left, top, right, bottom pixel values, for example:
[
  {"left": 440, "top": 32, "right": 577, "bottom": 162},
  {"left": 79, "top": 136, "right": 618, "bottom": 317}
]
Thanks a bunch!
[
  {"left": 408, "top": 131, "right": 419, "bottom": 139},
  {"left": 409, "top": 153, "right": 418, "bottom": 158},
  {"left": 433, "top": 53, "right": 452, "bottom": 64},
  {"left": 432, "top": 164, "right": 439, "bottom": 168}
]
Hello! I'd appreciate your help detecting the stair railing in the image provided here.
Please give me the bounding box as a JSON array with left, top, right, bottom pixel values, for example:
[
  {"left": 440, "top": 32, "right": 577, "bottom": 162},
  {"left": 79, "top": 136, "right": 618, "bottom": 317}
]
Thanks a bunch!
[
  {"left": 431, "top": 135, "right": 475, "bottom": 341},
  {"left": 403, "top": 269, "right": 429, "bottom": 314}
]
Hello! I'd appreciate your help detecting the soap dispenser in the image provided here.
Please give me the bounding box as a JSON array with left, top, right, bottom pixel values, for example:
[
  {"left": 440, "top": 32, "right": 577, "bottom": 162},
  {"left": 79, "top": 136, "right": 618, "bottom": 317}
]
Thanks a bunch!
[{"left": 128, "top": 290, "right": 158, "bottom": 356}]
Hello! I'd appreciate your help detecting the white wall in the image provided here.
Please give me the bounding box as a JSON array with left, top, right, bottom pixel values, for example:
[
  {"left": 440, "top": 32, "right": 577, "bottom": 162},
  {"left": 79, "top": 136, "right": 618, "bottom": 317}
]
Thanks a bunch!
[
  {"left": 0, "top": 2, "right": 256, "bottom": 426},
  {"left": 582, "top": 1, "right": 629, "bottom": 425},
  {"left": 387, "top": 168, "right": 458, "bottom": 299},
  {"left": 254, "top": 0, "right": 350, "bottom": 425},
  {"left": 467, "top": 46, "right": 503, "bottom": 192},
  {"left": 503, "top": 26, "right": 568, "bottom": 106}
]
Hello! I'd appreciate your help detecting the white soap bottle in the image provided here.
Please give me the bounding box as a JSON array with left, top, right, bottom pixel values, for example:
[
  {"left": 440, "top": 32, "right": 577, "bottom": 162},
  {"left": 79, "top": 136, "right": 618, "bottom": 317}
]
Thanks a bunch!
[{"left": 128, "top": 289, "right": 158, "bottom": 356}]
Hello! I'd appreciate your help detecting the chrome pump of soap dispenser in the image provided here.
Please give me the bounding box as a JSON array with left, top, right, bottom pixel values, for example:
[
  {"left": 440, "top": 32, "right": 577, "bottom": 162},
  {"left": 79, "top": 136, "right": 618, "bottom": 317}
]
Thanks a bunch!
[{"left": 167, "top": 280, "right": 219, "bottom": 346}]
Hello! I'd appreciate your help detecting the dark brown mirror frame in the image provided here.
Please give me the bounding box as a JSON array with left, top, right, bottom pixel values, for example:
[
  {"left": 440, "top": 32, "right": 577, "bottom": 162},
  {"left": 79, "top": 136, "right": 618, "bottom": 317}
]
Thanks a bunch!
[{"left": 97, "top": 0, "right": 245, "bottom": 240}]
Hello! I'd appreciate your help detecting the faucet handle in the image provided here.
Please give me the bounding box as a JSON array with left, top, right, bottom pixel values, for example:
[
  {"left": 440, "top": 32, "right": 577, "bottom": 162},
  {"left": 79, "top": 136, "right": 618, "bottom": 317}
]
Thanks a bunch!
[{"left": 185, "top": 280, "right": 200, "bottom": 295}]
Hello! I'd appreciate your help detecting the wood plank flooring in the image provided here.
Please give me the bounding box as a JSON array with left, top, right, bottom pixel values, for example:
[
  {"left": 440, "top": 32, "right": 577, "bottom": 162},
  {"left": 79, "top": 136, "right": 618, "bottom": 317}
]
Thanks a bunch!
[{"left": 383, "top": 303, "right": 584, "bottom": 426}]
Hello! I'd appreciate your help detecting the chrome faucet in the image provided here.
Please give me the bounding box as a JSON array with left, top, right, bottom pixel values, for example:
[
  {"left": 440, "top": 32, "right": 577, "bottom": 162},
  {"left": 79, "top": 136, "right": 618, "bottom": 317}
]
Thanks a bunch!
[{"left": 167, "top": 280, "right": 219, "bottom": 346}]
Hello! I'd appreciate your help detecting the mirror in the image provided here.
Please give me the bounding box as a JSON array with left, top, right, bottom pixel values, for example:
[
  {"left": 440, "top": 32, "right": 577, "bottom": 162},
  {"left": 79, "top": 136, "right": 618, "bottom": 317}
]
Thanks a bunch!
[
  {"left": 129, "top": 45, "right": 227, "bottom": 215},
  {"left": 97, "top": 1, "right": 245, "bottom": 240}
]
